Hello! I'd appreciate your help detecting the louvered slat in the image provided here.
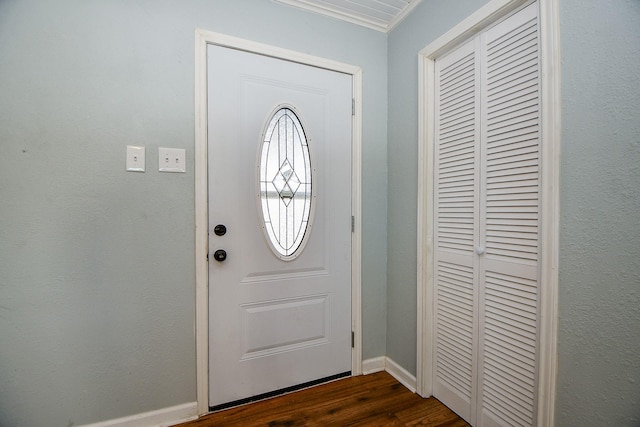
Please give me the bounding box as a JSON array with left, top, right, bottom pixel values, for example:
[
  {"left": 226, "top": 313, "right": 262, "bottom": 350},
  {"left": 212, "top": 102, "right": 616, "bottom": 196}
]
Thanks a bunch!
[
  {"left": 484, "top": 11, "right": 539, "bottom": 265},
  {"left": 437, "top": 48, "right": 476, "bottom": 254},
  {"left": 436, "top": 261, "right": 474, "bottom": 400},
  {"left": 479, "top": 3, "right": 539, "bottom": 426}
]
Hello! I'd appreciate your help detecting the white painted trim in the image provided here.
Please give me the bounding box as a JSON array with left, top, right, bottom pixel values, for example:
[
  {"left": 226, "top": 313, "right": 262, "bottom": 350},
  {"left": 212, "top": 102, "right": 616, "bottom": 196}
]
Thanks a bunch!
[
  {"left": 362, "top": 356, "right": 386, "bottom": 374},
  {"left": 195, "top": 30, "right": 362, "bottom": 76},
  {"left": 194, "top": 29, "right": 363, "bottom": 414},
  {"left": 387, "top": 0, "right": 423, "bottom": 32},
  {"left": 416, "top": 46, "right": 434, "bottom": 398},
  {"left": 418, "top": 0, "right": 529, "bottom": 59},
  {"left": 351, "top": 69, "right": 364, "bottom": 376},
  {"left": 194, "top": 29, "right": 209, "bottom": 417},
  {"left": 79, "top": 402, "right": 197, "bottom": 427},
  {"left": 362, "top": 357, "right": 417, "bottom": 392},
  {"left": 274, "top": 0, "right": 387, "bottom": 32},
  {"left": 416, "top": 1, "right": 559, "bottom": 425},
  {"left": 274, "top": 0, "right": 423, "bottom": 33},
  {"left": 537, "top": 0, "right": 561, "bottom": 425},
  {"left": 385, "top": 357, "right": 417, "bottom": 393}
]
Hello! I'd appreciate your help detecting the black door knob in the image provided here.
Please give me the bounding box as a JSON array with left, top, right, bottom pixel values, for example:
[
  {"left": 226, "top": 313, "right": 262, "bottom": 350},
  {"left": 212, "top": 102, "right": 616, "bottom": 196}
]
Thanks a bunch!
[
  {"left": 214, "top": 224, "right": 227, "bottom": 236},
  {"left": 213, "top": 249, "right": 227, "bottom": 262}
]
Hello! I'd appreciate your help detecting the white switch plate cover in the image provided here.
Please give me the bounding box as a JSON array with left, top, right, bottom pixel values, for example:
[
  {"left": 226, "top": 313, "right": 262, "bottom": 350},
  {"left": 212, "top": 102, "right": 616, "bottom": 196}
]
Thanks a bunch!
[
  {"left": 126, "top": 145, "right": 145, "bottom": 172},
  {"left": 159, "top": 147, "right": 186, "bottom": 173}
]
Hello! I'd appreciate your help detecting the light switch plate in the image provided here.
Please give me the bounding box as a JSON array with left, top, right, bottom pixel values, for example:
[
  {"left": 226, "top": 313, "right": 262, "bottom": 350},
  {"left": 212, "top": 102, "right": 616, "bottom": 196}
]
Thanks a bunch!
[
  {"left": 158, "top": 147, "right": 186, "bottom": 173},
  {"left": 126, "top": 146, "right": 145, "bottom": 172}
]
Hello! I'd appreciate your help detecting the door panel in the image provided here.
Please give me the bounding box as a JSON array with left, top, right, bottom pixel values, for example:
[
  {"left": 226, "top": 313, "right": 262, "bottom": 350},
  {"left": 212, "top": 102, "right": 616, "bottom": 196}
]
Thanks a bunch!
[
  {"left": 433, "top": 38, "right": 480, "bottom": 423},
  {"left": 478, "top": 4, "right": 540, "bottom": 426},
  {"left": 207, "top": 45, "right": 352, "bottom": 408}
]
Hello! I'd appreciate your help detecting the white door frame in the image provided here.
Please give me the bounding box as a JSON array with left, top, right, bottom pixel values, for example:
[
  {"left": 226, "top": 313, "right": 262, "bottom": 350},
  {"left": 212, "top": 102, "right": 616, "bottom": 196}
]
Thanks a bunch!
[
  {"left": 416, "top": 0, "right": 560, "bottom": 425},
  {"left": 194, "top": 29, "right": 363, "bottom": 415}
]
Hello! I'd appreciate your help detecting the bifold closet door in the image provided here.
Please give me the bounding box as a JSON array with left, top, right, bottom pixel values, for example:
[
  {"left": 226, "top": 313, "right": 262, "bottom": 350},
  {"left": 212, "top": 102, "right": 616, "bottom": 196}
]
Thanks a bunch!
[
  {"left": 477, "top": 3, "right": 540, "bottom": 426},
  {"left": 433, "top": 2, "right": 540, "bottom": 426}
]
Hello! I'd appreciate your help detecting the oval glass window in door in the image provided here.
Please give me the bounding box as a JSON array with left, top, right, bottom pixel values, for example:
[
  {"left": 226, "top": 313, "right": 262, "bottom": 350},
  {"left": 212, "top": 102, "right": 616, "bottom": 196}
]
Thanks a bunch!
[{"left": 258, "top": 106, "right": 314, "bottom": 260}]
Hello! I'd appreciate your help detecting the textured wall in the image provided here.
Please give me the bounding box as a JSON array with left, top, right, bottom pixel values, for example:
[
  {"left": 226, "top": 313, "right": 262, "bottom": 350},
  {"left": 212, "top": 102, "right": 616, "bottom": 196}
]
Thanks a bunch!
[
  {"left": 556, "top": 0, "right": 640, "bottom": 425},
  {"left": 0, "top": 2, "right": 196, "bottom": 426},
  {"left": 0, "top": 1, "right": 388, "bottom": 425},
  {"left": 386, "top": 0, "right": 491, "bottom": 375}
]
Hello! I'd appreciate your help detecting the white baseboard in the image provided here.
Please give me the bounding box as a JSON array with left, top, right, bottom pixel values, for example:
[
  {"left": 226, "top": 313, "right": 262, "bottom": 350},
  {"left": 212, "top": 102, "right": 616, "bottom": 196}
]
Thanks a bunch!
[
  {"left": 384, "top": 357, "right": 417, "bottom": 393},
  {"left": 80, "top": 359, "right": 416, "bottom": 427},
  {"left": 362, "top": 356, "right": 386, "bottom": 374},
  {"left": 362, "top": 356, "right": 417, "bottom": 393},
  {"left": 79, "top": 402, "right": 198, "bottom": 427}
]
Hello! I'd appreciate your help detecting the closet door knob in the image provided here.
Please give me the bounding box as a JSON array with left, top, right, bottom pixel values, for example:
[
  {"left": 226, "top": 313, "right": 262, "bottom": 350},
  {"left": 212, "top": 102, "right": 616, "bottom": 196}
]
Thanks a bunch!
[{"left": 475, "top": 247, "right": 485, "bottom": 255}]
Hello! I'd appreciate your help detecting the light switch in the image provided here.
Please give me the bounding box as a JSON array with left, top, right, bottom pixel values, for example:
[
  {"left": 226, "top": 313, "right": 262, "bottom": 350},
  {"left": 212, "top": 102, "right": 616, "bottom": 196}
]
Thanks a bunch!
[
  {"left": 158, "top": 148, "right": 186, "bottom": 173},
  {"left": 126, "top": 146, "right": 145, "bottom": 172}
]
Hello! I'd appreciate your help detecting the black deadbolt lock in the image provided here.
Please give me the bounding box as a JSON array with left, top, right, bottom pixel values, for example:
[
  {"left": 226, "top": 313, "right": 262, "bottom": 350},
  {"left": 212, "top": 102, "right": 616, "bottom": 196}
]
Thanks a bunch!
[
  {"left": 213, "top": 249, "right": 227, "bottom": 262},
  {"left": 214, "top": 224, "right": 227, "bottom": 236}
]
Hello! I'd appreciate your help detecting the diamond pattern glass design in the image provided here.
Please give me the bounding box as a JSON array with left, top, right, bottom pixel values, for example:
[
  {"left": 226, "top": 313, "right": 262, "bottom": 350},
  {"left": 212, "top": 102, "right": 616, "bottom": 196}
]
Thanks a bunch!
[
  {"left": 272, "top": 159, "right": 301, "bottom": 206},
  {"left": 259, "top": 107, "right": 313, "bottom": 259}
]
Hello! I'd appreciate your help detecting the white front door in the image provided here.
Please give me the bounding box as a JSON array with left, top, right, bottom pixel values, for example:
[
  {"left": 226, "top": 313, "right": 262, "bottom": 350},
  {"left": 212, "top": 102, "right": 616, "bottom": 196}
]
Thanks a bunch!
[{"left": 207, "top": 44, "right": 353, "bottom": 409}]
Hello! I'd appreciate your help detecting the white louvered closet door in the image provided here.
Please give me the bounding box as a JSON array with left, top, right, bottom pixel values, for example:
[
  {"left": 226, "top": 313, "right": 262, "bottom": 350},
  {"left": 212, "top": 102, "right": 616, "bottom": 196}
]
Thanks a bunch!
[
  {"left": 433, "top": 37, "right": 481, "bottom": 423},
  {"left": 434, "top": 3, "right": 540, "bottom": 426}
]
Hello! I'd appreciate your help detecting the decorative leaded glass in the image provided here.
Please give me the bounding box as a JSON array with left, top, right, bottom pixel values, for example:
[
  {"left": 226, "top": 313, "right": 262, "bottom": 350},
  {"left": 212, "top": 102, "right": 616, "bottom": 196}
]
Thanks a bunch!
[{"left": 259, "top": 106, "right": 313, "bottom": 259}]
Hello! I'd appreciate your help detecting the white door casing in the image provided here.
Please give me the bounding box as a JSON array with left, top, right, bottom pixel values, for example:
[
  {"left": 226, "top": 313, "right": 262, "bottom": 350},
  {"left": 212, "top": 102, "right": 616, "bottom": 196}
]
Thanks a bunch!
[
  {"left": 194, "top": 31, "right": 363, "bottom": 414},
  {"left": 417, "top": 0, "right": 560, "bottom": 426}
]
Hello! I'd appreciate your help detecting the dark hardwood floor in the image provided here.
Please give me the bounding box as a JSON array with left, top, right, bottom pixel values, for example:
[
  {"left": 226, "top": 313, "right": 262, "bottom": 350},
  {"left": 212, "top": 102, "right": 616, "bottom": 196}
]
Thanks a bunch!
[{"left": 177, "top": 371, "right": 469, "bottom": 426}]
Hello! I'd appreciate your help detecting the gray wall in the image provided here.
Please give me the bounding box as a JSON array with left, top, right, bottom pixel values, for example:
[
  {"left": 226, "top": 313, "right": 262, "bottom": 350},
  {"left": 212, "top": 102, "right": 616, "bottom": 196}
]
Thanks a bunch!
[
  {"left": 556, "top": 0, "right": 640, "bottom": 425},
  {"left": 0, "top": 1, "right": 388, "bottom": 425},
  {"left": 387, "top": 0, "right": 640, "bottom": 426}
]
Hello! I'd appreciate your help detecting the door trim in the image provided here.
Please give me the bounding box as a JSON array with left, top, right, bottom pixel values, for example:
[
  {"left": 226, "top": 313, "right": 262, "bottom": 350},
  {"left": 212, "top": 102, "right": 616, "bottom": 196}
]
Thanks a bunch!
[
  {"left": 416, "top": 0, "right": 560, "bottom": 425},
  {"left": 194, "top": 29, "right": 363, "bottom": 415}
]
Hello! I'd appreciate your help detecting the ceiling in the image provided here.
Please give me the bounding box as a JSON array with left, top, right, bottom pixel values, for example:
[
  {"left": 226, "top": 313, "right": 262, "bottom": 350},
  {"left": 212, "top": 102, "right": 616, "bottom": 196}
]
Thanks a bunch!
[{"left": 274, "top": 0, "right": 423, "bottom": 32}]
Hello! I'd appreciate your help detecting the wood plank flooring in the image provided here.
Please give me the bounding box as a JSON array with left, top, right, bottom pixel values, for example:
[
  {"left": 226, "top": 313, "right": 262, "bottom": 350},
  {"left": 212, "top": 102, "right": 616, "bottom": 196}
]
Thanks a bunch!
[{"left": 177, "top": 371, "right": 469, "bottom": 426}]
